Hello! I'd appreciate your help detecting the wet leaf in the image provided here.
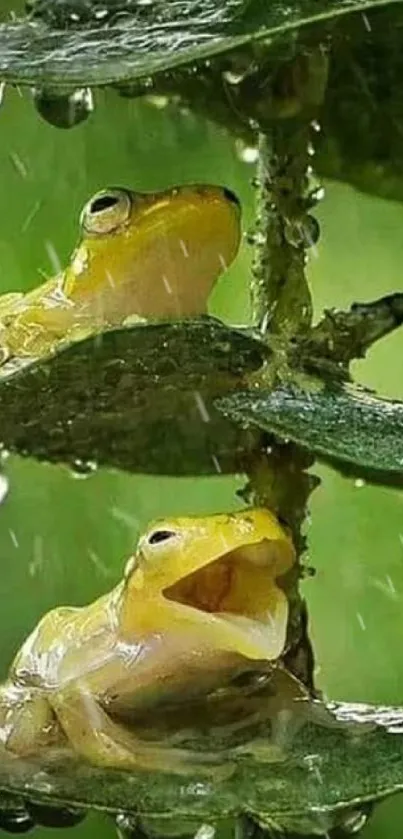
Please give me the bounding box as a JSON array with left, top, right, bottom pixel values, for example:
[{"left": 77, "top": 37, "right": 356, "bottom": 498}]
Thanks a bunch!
[
  {"left": 0, "top": 0, "right": 401, "bottom": 87},
  {"left": 0, "top": 318, "right": 265, "bottom": 476},
  {"left": 317, "top": 3, "right": 403, "bottom": 204},
  {"left": 216, "top": 381, "right": 403, "bottom": 474},
  {"left": 0, "top": 697, "right": 403, "bottom": 835}
]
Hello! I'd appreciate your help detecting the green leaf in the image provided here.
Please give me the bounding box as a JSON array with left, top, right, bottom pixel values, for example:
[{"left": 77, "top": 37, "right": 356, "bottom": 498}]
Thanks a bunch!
[
  {"left": 216, "top": 381, "right": 403, "bottom": 474},
  {"left": 0, "top": 0, "right": 401, "bottom": 87},
  {"left": 318, "top": 3, "right": 403, "bottom": 204},
  {"left": 1, "top": 694, "right": 403, "bottom": 835},
  {"left": 0, "top": 318, "right": 265, "bottom": 476}
]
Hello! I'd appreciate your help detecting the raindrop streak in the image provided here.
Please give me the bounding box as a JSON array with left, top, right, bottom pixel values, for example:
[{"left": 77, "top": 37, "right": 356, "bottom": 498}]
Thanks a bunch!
[
  {"left": 10, "top": 152, "right": 28, "bottom": 179},
  {"left": 356, "top": 612, "right": 366, "bottom": 631},
  {"left": 9, "top": 529, "right": 19, "bottom": 548},
  {"left": 110, "top": 506, "right": 140, "bottom": 531},
  {"left": 22, "top": 199, "right": 42, "bottom": 233},
  {"left": 194, "top": 391, "right": 211, "bottom": 423},
  {"left": 362, "top": 12, "right": 372, "bottom": 30},
  {"left": 32, "top": 87, "right": 94, "bottom": 129},
  {"left": 29, "top": 533, "right": 44, "bottom": 578},
  {"left": 87, "top": 548, "right": 112, "bottom": 578},
  {"left": 211, "top": 454, "right": 222, "bottom": 473},
  {"left": 45, "top": 240, "right": 62, "bottom": 275}
]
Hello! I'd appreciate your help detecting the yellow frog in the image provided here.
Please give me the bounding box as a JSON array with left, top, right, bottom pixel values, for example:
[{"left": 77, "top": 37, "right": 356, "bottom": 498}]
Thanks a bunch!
[
  {"left": 0, "top": 184, "right": 241, "bottom": 360},
  {"left": 0, "top": 509, "right": 295, "bottom": 776}
]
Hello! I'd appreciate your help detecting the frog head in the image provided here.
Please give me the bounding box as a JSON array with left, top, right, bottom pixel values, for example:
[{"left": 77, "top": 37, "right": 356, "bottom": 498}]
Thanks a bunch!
[
  {"left": 122, "top": 509, "right": 295, "bottom": 663},
  {"left": 63, "top": 184, "right": 241, "bottom": 323}
]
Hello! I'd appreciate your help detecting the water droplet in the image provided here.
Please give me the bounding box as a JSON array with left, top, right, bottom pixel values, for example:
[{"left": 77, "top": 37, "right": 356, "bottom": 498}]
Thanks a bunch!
[
  {"left": 115, "top": 812, "right": 138, "bottom": 838},
  {"left": 283, "top": 215, "right": 320, "bottom": 249},
  {"left": 70, "top": 459, "right": 98, "bottom": 479},
  {"left": 235, "top": 139, "right": 259, "bottom": 164},
  {"left": 0, "top": 474, "right": 9, "bottom": 505},
  {"left": 27, "top": 802, "right": 86, "bottom": 829},
  {"left": 310, "top": 185, "right": 325, "bottom": 204},
  {"left": 245, "top": 228, "right": 265, "bottom": 247},
  {"left": 195, "top": 826, "right": 215, "bottom": 839},
  {"left": 303, "top": 214, "right": 320, "bottom": 247},
  {"left": 0, "top": 807, "right": 34, "bottom": 834},
  {"left": 146, "top": 94, "right": 169, "bottom": 109},
  {"left": 0, "top": 447, "right": 10, "bottom": 462},
  {"left": 32, "top": 87, "right": 94, "bottom": 129},
  {"left": 222, "top": 69, "right": 245, "bottom": 85},
  {"left": 341, "top": 805, "right": 372, "bottom": 834}
]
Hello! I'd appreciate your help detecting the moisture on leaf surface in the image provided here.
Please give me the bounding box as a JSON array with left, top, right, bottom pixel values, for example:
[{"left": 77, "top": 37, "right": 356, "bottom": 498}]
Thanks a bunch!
[
  {"left": 216, "top": 381, "right": 403, "bottom": 475},
  {"left": 0, "top": 318, "right": 266, "bottom": 475},
  {"left": 0, "top": 0, "right": 400, "bottom": 86},
  {"left": 1, "top": 691, "right": 403, "bottom": 836}
]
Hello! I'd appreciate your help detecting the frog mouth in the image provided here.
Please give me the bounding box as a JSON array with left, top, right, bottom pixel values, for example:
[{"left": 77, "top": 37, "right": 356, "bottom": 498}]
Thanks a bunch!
[{"left": 163, "top": 539, "right": 293, "bottom": 662}]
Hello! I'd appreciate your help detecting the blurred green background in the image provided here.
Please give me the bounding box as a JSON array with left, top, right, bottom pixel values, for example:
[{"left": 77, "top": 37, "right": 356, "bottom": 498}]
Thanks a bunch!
[{"left": 0, "top": 84, "right": 403, "bottom": 838}]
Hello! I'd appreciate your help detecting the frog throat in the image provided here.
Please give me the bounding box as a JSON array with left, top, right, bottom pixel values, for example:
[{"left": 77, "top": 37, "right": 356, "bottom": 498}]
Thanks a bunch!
[{"left": 130, "top": 536, "right": 294, "bottom": 664}]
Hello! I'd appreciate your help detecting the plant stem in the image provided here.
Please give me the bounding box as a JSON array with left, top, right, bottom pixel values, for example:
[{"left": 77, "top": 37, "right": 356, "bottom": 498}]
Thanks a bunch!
[{"left": 251, "top": 125, "right": 315, "bottom": 339}]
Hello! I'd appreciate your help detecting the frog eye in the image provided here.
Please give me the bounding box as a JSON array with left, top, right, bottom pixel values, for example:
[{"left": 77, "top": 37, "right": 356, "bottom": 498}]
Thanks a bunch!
[
  {"left": 80, "top": 188, "right": 132, "bottom": 235},
  {"left": 148, "top": 530, "right": 177, "bottom": 545}
]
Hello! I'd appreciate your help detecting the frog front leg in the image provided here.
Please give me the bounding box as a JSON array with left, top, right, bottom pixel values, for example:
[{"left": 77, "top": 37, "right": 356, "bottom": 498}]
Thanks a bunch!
[
  {"left": 50, "top": 685, "right": 233, "bottom": 779},
  {"left": 0, "top": 683, "right": 56, "bottom": 755}
]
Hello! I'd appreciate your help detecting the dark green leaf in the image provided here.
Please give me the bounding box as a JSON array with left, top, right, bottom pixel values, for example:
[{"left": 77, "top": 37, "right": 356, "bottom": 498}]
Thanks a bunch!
[
  {"left": 0, "top": 0, "right": 401, "bottom": 87},
  {"left": 216, "top": 381, "right": 403, "bottom": 473},
  {"left": 1, "top": 696, "right": 403, "bottom": 835},
  {"left": 0, "top": 318, "right": 265, "bottom": 476},
  {"left": 318, "top": 3, "right": 403, "bottom": 204}
]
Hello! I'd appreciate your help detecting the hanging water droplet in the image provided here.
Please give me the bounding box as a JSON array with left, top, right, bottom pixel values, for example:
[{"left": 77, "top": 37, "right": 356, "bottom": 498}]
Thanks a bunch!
[
  {"left": 27, "top": 803, "right": 86, "bottom": 829},
  {"left": 32, "top": 87, "right": 94, "bottom": 129},
  {"left": 0, "top": 806, "right": 34, "bottom": 834},
  {"left": 116, "top": 812, "right": 140, "bottom": 838},
  {"left": 308, "top": 184, "right": 325, "bottom": 206},
  {"left": 235, "top": 139, "right": 259, "bottom": 164},
  {"left": 222, "top": 69, "right": 245, "bottom": 85},
  {"left": 194, "top": 826, "right": 216, "bottom": 839},
  {"left": 302, "top": 214, "right": 320, "bottom": 247},
  {"left": 341, "top": 805, "right": 373, "bottom": 834},
  {"left": 283, "top": 214, "right": 320, "bottom": 249},
  {"left": 0, "top": 474, "right": 9, "bottom": 505},
  {"left": 146, "top": 94, "right": 169, "bottom": 109},
  {"left": 248, "top": 117, "right": 260, "bottom": 132},
  {"left": 70, "top": 458, "right": 98, "bottom": 479}
]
